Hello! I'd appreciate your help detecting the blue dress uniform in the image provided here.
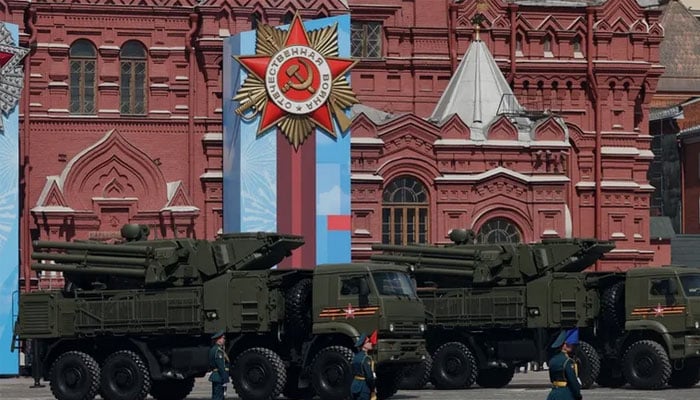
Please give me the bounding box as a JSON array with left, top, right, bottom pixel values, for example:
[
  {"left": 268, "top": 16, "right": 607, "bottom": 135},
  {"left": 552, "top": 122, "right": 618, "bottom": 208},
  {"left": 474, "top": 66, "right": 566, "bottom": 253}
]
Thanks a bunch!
[
  {"left": 209, "top": 330, "right": 230, "bottom": 400},
  {"left": 351, "top": 334, "right": 376, "bottom": 400},
  {"left": 546, "top": 328, "right": 582, "bottom": 400}
]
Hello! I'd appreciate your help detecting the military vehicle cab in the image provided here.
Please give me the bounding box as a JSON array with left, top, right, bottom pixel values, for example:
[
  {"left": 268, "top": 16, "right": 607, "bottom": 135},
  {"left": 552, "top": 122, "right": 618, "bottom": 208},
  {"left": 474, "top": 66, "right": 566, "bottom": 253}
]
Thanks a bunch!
[
  {"left": 14, "top": 224, "right": 426, "bottom": 400},
  {"left": 592, "top": 266, "right": 700, "bottom": 389}
]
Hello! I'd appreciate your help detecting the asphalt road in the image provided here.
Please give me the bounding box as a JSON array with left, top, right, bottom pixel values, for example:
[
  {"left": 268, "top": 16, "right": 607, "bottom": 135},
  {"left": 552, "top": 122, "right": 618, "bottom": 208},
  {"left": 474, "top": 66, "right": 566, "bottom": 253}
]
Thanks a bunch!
[{"left": 0, "top": 372, "right": 698, "bottom": 400}]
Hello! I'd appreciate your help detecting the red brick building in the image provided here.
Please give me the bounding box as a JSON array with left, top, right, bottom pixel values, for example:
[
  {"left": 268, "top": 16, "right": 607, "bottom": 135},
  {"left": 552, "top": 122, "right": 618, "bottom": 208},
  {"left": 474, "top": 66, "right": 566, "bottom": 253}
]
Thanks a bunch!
[{"left": 0, "top": 0, "right": 666, "bottom": 290}]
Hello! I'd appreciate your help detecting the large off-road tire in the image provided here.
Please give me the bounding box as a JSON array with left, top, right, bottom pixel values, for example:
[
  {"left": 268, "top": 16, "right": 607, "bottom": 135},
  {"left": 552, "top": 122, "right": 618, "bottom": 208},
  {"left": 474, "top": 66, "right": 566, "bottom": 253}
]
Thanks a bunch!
[
  {"left": 601, "top": 282, "right": 626, "bottom": 332},
  {"left": 622, "top": 340, "right": 671, "bottom": 390},
  {"left": 476, "top": 366, "right": 515, "bottom": 388},
  {"left": 668, "top": 364, "right": 700, "bottom": 388},
  {"left": 430, "top": 342, "right": 478, "bottom": 389},
  {"left": 574, "top": 341, "right": 600, "bottom": 389},
  {"left": 596, "top": 360, "right": 626, "bottom": 388},
  {"left": 149, "top": 377, "right": 195, "bottom": 400},
  {"left": 232, "top": 347, "right": 286, "bottom": 400},
  {"left": 49, "top": 351, "right": 100, "bottom": 400},
  {"left": 283, "top": 366, "right": 314, "bottom": 399},
  {"left": 100, "top": 350, "right": 151, "bottom": 400},
  {"left": 398, "top": 353, "right": 432, "bottom": 390},
  {"left": 310, "top": 346, "right": 354, "bottom": 400},
  {"left": 285, "top": 279, "right": 313, "bottom": 338},
  {"left": 376, "top": 367, "right": 402, "bottom": 400}
]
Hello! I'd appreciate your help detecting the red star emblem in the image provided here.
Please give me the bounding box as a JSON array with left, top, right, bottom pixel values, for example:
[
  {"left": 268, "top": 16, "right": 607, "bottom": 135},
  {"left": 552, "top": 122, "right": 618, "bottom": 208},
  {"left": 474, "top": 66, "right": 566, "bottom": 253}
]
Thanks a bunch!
[
  {"left": 235, "top": 14, "right": 356, "bottom": 136},
  {"left": 653, "top": 303, "right": 664, "bottom": 317},
  {"left": 344, "top": 303, "right": 356, "bottom": 319}
]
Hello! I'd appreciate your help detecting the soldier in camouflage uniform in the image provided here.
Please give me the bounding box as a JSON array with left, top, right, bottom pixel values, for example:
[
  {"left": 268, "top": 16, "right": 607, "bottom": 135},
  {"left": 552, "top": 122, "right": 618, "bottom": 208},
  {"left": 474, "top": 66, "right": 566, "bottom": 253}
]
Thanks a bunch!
[
  {"left": 547, "top": 328, "right": 582, "bottom": 400},
  {"left": 209, "top": 330, "right": 230, "bottom": 400}
]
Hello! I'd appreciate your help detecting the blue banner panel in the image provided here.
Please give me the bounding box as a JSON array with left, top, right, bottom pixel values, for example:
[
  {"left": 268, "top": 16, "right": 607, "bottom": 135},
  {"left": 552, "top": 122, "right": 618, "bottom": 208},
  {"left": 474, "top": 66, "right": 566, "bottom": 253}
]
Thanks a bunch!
[
  {"left": 0, "top": 22, "right": 20, "bottom": 376},
  {"left": 224, "top": 15, "right": 353, "bottom": 266}
]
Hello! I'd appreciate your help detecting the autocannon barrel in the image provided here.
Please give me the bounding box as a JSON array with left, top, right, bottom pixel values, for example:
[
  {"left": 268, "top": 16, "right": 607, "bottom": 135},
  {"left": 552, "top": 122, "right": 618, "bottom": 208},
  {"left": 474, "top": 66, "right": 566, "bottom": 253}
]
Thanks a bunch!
[
  {"left": 31, "top": 252, "right": 149, "bottom": 267},
  {"left": 30, "top": 263, "right": 146, "bottom": 278},
  {"left": 370, "top": 254, "right": 475, "bottom": 268},
  {"left": 372, "top": 244, "right": 479, "bottom": 258},
  {"left": 33, "top": 240, "right": 152, "bottom": 256}
]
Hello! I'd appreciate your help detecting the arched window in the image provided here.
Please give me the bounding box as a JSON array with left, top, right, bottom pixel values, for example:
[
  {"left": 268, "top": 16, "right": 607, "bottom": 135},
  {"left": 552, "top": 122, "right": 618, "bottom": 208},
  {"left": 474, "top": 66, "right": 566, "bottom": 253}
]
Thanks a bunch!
[
  {"left": 69, "top": 39, "right": 96, "bottom": 114},
  {"left": 120, "top": 41, "right": 147, "bottom": 115},
  {"left": 382, "top": 176, "right": 429, "bottom": 244},
  {"left": 515, "top": 33, "right": 523, "bottom": 55},
  {"left": 476, "top": 217, "right": 522, "bottom": 244},
  {"left": 543, "top": 34, "right": 552, "bottom": 56},
  {"left": 572, "top": 35, "right": 583, "bottom": 57}
]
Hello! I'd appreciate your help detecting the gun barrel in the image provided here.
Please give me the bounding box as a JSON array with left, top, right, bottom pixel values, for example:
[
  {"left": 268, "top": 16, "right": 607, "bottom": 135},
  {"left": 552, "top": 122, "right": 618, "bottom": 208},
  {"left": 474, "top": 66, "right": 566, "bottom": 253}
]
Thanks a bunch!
[
  {"left": 370, "top": 254, "right": 475, "bottom": 268},
  {"left": 372, "top": 244, "right": 478, "bottom": 257},
  {"left": 31, "top": 252, "right": 149, "bottom": 267},
  {"left": 33, "top": 240, "right": 151, "bottom": 255},
  {"left": 31, "top": 263, "right": 146, "bottom": 278},
  {"left": 408, "top": 267, "right": 474, "bottom": 277}
]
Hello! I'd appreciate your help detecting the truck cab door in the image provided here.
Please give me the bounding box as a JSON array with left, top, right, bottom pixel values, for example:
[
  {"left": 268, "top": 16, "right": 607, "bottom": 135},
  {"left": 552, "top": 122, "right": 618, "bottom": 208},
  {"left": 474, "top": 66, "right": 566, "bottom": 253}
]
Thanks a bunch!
[{"left": 316, "top": 273, "right": 380, "bottom": 334}]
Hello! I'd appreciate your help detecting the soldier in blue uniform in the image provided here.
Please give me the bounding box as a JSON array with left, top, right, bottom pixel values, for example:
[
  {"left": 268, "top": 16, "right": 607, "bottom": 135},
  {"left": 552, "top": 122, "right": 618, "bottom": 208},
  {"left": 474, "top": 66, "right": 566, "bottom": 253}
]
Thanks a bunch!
[
  {"left": 546, "top": 328, "right": 582, "bottom": 400},
  {"left": 208, "top": 330, "right": 230, "bottom": 400},
  {"left": 351, "top": 333, "right": 376, "bottom": 400}
]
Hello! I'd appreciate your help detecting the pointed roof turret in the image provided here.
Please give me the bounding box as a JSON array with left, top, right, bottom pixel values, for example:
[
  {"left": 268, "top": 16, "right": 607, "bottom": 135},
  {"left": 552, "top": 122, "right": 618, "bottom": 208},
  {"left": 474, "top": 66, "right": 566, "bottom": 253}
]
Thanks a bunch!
[{"left": 430, "top": 38, "right": 522, "bottom": 140}]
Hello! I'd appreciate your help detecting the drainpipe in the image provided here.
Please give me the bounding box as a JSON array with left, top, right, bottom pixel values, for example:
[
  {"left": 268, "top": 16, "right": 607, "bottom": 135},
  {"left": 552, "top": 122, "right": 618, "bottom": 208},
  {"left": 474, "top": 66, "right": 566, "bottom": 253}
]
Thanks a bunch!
[
  {"left": 22, "top": 7, "right": 37, "bottom": 292},
  {"left": 185, "top": 13, "right": 199, "bottom": 200},
  {"left": 447, "top": 0, "right": 458, "bottom": 73},
  {"left": 586, "top": 8, "right": 603, "bottom": 267},
  {"left": 508, "top": 4, "right": 517, "bottom": 83}
]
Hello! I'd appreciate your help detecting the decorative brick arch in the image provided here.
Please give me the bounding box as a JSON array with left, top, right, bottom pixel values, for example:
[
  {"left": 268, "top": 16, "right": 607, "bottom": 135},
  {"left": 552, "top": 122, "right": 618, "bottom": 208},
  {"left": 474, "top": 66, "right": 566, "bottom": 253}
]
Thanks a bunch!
[
  {"left": 486, "top": 116, "right": 518, "bottom": 140},
  {"left": 533, "top": 117, "right": 567, "bottom": 141},
  {"left": 471, "top": 205, "right": 534, "bottom": 243},
  {"left": 61, "top": 129, "right": 168, "bottom": 211},
  {"left": 32, "top": 129, "right": 198, "bottom": 242}
]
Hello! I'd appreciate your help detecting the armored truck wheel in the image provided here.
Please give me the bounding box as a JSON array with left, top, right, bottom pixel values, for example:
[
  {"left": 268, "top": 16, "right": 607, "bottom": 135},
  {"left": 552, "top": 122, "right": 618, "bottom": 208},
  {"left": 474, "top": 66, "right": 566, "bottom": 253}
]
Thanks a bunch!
[
  {"left": 668, "top": 364, "right": 700, "bottom": 388},
  {"left": 622, "top": 340, "right": 671, "bottom": 389},
  {"left": 49, "top": 351, "right": 100, "bottom": 400},
  {"left": 476, "top": 366, "right": 515, "bottom": 388},
  {"left": 573, "top": 341, "right": 600, "bottom": 389},
  {"left": 285, "top": 279, "right": 313, "bottom": 338},
  {"left": 601, "top": 282, "right": 626, "bottom": 332},
  {"left": 595, "top": 361, "right": 626, "bottom": 388},
  {"left": 430, "top": 342, "right": 478, "bottom": 389},
  {"left": 398, "top": 353, "right": 432, "bottom": 390},
  {"left": 232, "top": 347, "right": 286, "bottom": 400},
  {"left": 149, "top": 377, "right": 195, "bottom": 400},
  {"left": 99, "top": 350, "right": 151, "bottom": 400},
  {"left": 310, "top": 345, "right": 353, "bottom": 400}
]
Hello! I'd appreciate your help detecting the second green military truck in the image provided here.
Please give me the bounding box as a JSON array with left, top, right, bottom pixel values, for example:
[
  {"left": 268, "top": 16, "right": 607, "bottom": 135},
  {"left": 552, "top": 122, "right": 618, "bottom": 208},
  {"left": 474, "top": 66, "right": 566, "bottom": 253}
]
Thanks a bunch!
[
  {"left": 14, "top": 224, "right": 427, "bottom": 400},
  {"left": 373, "top": 229, "right": 700, "bottom": 390}
]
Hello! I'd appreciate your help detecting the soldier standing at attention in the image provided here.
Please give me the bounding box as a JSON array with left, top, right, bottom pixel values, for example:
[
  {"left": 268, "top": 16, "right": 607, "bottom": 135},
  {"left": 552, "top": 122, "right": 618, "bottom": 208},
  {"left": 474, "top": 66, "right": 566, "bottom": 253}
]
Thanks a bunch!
[
  {"left": 351, "top": 333, "right": 376, "bottom": 400},
  {"left": 209, "top": 330, "right": 230, "bottom": 400},
  {"left": 546, "top": 328, "right": 582, "bottom": 400}
]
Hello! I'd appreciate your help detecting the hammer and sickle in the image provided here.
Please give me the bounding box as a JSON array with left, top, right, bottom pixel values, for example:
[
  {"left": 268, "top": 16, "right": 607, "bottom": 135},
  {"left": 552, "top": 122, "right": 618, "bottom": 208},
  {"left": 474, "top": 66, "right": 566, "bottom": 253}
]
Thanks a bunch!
[{"left": 282, "top": 59, "right": 315, "bottom": 94}]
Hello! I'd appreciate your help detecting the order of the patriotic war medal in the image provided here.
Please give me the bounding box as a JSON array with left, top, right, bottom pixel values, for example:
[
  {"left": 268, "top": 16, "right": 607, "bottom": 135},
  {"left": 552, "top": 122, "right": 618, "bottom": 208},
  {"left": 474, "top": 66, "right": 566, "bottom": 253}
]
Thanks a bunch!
[{"left": 233, "top": 12, "right": 359, "bottom": 149}]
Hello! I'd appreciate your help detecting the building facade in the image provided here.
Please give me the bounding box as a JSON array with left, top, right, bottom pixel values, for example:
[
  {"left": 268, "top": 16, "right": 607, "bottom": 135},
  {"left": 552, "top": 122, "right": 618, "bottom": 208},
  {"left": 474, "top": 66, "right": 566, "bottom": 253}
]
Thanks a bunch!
[{"left": 1, "top": 0, "right": 666, "bottom": 290}]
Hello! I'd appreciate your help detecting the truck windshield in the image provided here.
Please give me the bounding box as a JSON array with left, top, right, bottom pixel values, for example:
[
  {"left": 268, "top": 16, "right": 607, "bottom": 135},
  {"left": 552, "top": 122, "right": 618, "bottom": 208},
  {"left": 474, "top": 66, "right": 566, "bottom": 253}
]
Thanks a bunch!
[
  {"left": 373, "top": 272, "right": 417, "bottom": 298},
  {"left": 680, "top": 275, "right": 700, "bottom": 297}
]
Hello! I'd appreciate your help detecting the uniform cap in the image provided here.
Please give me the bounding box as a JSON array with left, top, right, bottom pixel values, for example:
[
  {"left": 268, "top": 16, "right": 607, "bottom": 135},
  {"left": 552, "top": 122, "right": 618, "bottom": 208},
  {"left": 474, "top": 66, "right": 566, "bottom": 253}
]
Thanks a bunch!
[
  {"left": 355, "top": 333, "right": 368, "bottom": 348},
  {"left": 551, "top": 328, "right": 579, "bottom": 348},
  {"left": 211, "top": 329, "right": 225, "bottom": 340}
]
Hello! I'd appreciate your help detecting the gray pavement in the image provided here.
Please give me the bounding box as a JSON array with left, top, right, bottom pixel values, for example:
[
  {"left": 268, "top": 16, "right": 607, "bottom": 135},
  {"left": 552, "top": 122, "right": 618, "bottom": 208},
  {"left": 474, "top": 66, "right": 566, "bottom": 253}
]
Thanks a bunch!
[{"left": 0, "top": 372, "right": 697, "bottom": 399}]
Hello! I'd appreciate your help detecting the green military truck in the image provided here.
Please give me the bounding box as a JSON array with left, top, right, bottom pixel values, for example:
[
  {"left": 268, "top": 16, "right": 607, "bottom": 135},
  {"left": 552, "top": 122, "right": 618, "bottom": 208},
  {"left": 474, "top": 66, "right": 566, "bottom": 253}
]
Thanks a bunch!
[
  {"left": 372, "top": 229, "right": 700, "bottom": 390},
  {"left": 589, "top": 266, "right": 700, "bottom": 389},
  {"left": 13, "top": 224, "right": 427, "bottom": 400},
  {"left": 371, "top": 229, "right": 611, "bottom": 391}
]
